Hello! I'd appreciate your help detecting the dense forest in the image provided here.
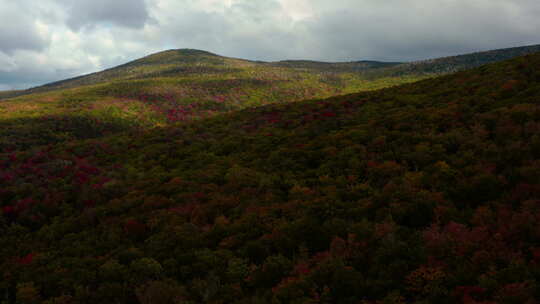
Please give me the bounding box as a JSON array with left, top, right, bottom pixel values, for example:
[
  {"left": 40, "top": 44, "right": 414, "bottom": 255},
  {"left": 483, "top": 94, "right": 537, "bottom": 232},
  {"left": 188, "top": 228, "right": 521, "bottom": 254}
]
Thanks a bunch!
[{"left": 0, "top": 51, "right": 539, "bottom": 303}]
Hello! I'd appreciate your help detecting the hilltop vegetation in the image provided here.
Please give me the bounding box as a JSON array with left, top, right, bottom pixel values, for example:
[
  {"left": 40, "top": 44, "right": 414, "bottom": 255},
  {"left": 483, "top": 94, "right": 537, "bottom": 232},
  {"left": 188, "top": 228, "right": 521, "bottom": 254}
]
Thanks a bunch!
[
  {"left": 0, "top": 49, "right": 539, "bottom": 304},
  {"left": 0, "top": 50, "right": 427, "bottom": 151},
  {"left": 1, "top": 45, "right": 538, "bottom": 151},
  {"left": 368, "top": 43, "right": 540, "bottom": 77},
  {"left": 3, "top": 49, "right": 406, "bottom": 99},
  {"left": 3, "top": 44, "right": 539, "bottom": 101}
]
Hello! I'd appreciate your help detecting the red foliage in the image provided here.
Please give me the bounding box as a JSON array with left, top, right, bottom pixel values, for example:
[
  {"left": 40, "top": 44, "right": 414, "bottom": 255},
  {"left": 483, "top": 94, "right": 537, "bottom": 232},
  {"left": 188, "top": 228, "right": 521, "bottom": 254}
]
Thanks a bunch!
[
  {"left": 8, "top": 152, "right": 17, "bottom": 162},
  {"left": 454, "top": 286, "right": 486, "bottom": 304},
  {"left": 374, "top": 221, "right": 396, "bottom": 238},
  {"left": 123, "top": 219, "right": 147, "bottom": 236},
  {"left": 1, "top": 172, "right": 15, "bottom": 182},
  {"left": 14, "top": 198, "right": 37, "bottom": 213},
  {"left": 330, "top": 236, "right": 348, "bottom": 257},
  {"left": 311, "top": 251, "right": 331, "bottom": 264},
  {"left": 531, "top": 247, "right": 540, "bottom": 264},
  {"left": 168, "top": 203, "right": 196, "bottom": 216},
  {"left": 496, "top": 282, "right": 531, "bottom": 303},
  {"left": 272, "top": 276, "right": 299, "bottom": 294},
  {"left": 501, "top": 79, "right": 519, "bottom": 90},
  {"left": 322, "top": 111, "right": 336, "bottom": 118},
  {"left": 17, "top": 253, "right": 35, "bottom": 265},
  {"left": 293, "top": 262, "right": 311, "bottom": 276},
  {"left": 2, "top": 205, "right": 15, "bottom": 215}
]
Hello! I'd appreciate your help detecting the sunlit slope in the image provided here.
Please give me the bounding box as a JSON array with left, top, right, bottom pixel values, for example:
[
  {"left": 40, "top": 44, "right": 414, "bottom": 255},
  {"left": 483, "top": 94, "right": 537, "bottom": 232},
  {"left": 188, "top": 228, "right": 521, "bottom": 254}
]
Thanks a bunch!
[
  {"left": 0, "top": 51, "right": 427, "bottom": 150},
  {"left": 1, "top": 44, "right": 538, "bottom": 142},
  {"left": 24, "top": 49, "right": 255, "bottom": 93},
  {"left": 4, "top": 44, "right": 539, "bottom": 101},
  {"left": 1, "top": 52, "right": 539, "bottom": 303},
  {"left": 7, "top": 49, "right": 399, "bottom": 98}
]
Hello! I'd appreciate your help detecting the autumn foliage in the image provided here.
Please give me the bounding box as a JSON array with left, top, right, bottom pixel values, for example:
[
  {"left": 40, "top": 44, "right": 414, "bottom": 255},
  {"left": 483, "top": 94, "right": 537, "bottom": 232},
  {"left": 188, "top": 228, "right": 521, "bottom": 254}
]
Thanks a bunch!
[{"left": 0, "top": 53, "right": 540, "bottom": 303}]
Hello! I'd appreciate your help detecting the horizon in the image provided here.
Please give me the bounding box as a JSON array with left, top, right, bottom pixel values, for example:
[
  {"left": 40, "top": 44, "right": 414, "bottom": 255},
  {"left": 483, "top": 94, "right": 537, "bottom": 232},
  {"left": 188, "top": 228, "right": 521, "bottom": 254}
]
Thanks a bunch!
[
  {"left": 3, "top": 42, "right": 540, "bottom": 92},
  {"left": 1, "top": 0, "right": 540, "bottom": 90}
]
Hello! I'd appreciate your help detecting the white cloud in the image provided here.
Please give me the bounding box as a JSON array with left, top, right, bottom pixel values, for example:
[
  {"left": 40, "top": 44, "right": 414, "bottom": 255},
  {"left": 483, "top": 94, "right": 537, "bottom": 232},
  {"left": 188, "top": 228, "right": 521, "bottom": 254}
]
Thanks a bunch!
[{"left": 277, "top": 0, "right": 314, "bottom": 21}]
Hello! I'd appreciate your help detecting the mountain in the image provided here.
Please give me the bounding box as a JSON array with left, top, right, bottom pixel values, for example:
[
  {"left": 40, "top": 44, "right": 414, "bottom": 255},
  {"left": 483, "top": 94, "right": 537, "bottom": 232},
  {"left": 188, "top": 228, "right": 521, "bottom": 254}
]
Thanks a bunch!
[
  {"left": 0, "top": 50, "right": 426, "bottom": 150},
  {"left": 1, "top": 45, "right": 538, "bottom": 149},
  {"left": 370, "top": 43, "right": 540, "bottom": 77},
  {"left": 0, "top": 90, "right": 21, "bottom": 99},
  {"left": 268, "top": 59, "right": 401, "bottom": 71},
  {"left": 1, "top": 50, "right": 539, "bottom": 303},
  {"left": 22, "top": 49, "right": 254, "bottom": 94},
  {"left": 6, "top": 49, "right": 401, "bottom": 98},
  {"left": 3, "top": 44, "right": 539, "bottom": 101}
]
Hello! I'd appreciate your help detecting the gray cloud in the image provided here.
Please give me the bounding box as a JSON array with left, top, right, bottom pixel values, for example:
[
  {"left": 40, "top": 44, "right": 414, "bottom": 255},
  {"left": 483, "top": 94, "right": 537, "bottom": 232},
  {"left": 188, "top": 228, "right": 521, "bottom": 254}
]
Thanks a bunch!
[
  {"left": 145, "top": 0, "right": 540, "bottom": 62},
  {"left": 0, "top": 49, "right": 96, "bottom": 90},
  {"left": 58, "top": 0, "right": 150, "bottom": 31},
  {"left": 0, "top": 0, "right": 539, "bottom": 89},
  {"left": 292, "top": 0, "right": 540, "bottom": 61},
  {"left": 0, "top": 2, "right": 50, "bottom": 54}
]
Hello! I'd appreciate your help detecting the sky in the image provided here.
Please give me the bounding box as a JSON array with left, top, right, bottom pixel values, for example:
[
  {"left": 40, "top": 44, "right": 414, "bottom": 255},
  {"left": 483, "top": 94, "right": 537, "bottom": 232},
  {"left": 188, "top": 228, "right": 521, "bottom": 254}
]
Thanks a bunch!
[{"left": 0, "top": 0, "right": 539, "bottom": 90}]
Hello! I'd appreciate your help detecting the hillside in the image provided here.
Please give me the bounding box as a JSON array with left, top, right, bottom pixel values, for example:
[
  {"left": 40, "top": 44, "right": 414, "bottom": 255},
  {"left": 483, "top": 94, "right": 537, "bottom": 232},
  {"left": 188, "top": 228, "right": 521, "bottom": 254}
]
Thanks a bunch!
[
  {"left": 267, "top": 60, "right": 401, "bottom": 71},
  {"left": 1, "top": 51, "right": 539, "bottom": 303},
  {"left": 0, "top": 50, "right": 426, "bottom": 151},
  {"left": 23, "top": 49, "right": 252, "bottom": 94},
  {"left": 0, "top": 90, "right": 21, "bottom": 99},
  {"left": 1, "top": 45, "right": 538, "bottom": 151},
  {"left": 370, "top": 43, "right": 540, "bottom": 77},
  {"left": 3, "top": 49, "right": 402, "bottom": 99},
  {"left": 3, "top": 44, "right": 539, "bottom": 101}
]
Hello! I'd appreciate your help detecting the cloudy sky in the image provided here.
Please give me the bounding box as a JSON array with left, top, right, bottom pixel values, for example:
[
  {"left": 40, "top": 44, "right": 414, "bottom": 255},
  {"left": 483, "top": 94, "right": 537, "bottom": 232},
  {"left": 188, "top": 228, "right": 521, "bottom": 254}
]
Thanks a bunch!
[{"left": 1, "top": 0, "right": 539, "bottom": 90}]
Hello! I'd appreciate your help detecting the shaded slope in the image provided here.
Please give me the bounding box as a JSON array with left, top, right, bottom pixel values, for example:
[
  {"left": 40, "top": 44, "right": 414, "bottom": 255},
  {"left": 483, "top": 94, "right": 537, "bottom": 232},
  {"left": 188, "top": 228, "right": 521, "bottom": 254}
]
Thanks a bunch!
[
  {"left": 1, "top": 52, "right": 539, "bottom": 303},
  {"left": 372, "top": 43, "right": 540, "bottom": 77}
]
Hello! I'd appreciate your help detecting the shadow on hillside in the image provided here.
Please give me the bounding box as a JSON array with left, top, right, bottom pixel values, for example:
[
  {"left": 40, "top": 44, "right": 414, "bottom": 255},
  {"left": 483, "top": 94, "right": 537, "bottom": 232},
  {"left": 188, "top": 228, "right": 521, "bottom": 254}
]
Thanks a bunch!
[
  {"left": 134, "top": 67, "right": 243, "bottom": 79},
  {"left": 0, "top": 115, "right": 140, "bottom": 151}
]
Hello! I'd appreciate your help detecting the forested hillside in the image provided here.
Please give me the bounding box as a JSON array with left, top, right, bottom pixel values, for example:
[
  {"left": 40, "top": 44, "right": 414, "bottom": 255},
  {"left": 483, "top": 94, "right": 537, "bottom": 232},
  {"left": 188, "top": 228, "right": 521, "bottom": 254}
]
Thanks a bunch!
[
  {"left": 0, "top": 49, "right": 412, "bottom": 100},
  {"left": 0, "top": 49, "right": 427, "bottom": 151},
  {"left": 369, "top": 43, "right": 540, "bottom": 77},
  {"left": 1, "top": 50, "right": 539, "bottom": 303},
  {"left": 3, "top": 44, "right": 539, "bottom": 102}
]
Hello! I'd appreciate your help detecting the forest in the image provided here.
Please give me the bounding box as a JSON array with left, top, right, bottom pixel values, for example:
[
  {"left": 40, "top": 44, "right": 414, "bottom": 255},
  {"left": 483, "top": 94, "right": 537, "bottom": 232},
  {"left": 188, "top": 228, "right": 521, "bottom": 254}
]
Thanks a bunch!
[{"left": 0, "top": 50, "right": 539, "bottom": 303}]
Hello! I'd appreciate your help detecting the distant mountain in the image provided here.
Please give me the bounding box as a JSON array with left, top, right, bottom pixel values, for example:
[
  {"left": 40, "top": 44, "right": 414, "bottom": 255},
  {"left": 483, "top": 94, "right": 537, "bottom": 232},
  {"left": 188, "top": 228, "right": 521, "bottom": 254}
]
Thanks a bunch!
[
  {"left": 268, "top": 59, "right": 402, "bottom": 71},
  {"left": 15, "top": 49, "right": 401, "bottom": 97},
  {"left": 0, "top": 90, "right": 21, "bottom": 99},
  {"left": 2, "top": 44, "right": 539, "bottom": 100},
  {"left": 21, "top": 49, "right": 254, "bottom": 94},
  {"left": 370, "top": 43, "right": 540, "bottom": 77},
  {"left": 0, "top": 51, "right": 425, "bottom": 143}
]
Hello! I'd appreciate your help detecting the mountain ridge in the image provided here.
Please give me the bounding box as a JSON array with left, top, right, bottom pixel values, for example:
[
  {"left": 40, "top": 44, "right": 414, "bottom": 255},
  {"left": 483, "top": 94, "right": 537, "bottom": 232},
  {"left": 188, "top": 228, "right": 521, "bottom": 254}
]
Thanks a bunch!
[
  {"left": 375, "top": 43, "right": 540, "bottom": 76},
  {"left": 2, "top": 44, "right": 539, "bottom": 100}
]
